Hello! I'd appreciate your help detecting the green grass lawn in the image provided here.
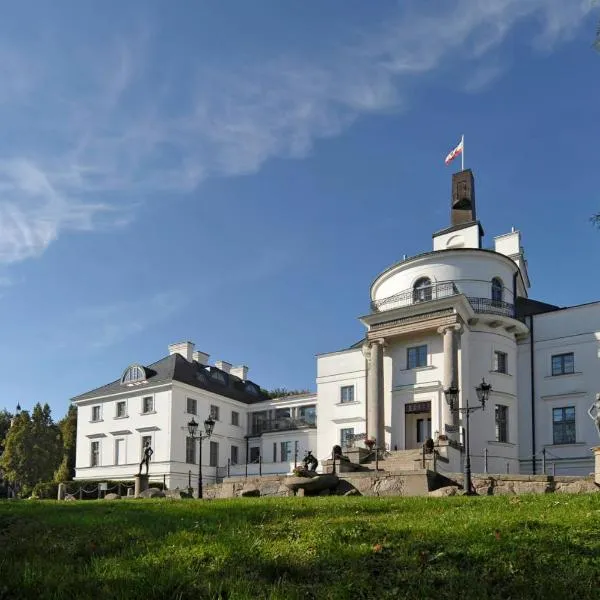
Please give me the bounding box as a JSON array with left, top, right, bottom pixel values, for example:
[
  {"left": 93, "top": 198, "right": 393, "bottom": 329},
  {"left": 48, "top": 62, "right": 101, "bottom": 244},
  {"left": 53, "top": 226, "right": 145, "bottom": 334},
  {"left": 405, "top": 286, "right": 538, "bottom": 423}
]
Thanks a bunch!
[{"left": 1, "top": 494, "right": 600, "bottom": 599}]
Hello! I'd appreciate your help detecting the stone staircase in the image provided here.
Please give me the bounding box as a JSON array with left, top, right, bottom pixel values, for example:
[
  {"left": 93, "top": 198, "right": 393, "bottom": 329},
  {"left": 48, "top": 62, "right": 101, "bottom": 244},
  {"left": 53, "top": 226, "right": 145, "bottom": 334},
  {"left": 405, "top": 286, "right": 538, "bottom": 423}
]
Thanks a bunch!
[{"left": 364, "top": 449, "right": 435, "bottom": 472}]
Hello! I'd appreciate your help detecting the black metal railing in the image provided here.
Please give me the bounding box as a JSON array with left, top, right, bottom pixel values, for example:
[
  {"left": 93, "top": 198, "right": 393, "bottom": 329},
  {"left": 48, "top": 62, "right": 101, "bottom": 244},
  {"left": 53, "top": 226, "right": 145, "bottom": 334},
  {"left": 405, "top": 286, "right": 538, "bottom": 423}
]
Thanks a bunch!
[
  {"left": 371, "top": 279, "right": 515, "bottom": 318},
  {"left": 371, "top": 281, "right": 458, "bottom": 311},
  {"left": 465, "top": 297, "right": 514, "bottom": 318},
  {"left": 250, "top": 417, "right": 317, "bottom": 436}
]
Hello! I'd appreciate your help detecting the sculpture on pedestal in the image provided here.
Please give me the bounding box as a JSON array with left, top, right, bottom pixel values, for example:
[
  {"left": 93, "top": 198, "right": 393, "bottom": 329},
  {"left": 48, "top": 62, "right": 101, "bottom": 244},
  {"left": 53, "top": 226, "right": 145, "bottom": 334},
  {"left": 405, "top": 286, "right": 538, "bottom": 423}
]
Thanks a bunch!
[
  {"left": 138, "top": 441, "right": 153, "bottom": 476},
  {"left": 303, "top": 450, "right": 318, "bottom": 472},
  {"left": 587, "top": 394, "right": 600, "bottom": 438}
]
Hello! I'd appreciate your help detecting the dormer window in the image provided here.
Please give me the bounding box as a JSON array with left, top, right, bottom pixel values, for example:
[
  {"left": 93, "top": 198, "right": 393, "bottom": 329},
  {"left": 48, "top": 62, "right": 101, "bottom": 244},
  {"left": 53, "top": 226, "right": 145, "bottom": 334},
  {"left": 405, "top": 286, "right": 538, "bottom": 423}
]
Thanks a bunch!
[
  {"left": 245, "top": 382, "right": 259, "bottom": 396},
  {"left": 413, "top": 277, "right": 432, "bottom": 303},
  {"left": 210, "top": 369, "right": 227, "bottom": 385},
  {"left": 121, "top": 365, "right": 146, "bottom": 385}
]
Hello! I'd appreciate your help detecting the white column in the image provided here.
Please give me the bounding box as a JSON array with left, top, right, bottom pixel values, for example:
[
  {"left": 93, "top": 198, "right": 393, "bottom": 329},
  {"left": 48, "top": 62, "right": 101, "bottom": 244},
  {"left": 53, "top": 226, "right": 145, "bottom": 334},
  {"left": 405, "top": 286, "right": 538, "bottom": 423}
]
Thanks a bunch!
[
  {"left": 366, "top": 339, "right": 385, "bottom": 445},
  {"left": 438, "top": 325, "right": 461, "bottom": 441}
]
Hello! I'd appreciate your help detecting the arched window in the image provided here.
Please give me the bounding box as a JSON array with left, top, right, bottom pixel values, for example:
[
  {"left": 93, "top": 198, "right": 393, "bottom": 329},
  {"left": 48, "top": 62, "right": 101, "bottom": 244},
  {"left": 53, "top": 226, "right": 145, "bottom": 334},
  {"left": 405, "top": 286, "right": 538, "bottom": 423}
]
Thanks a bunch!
[
  {"left": 413, "top": 277, "right": 432, "bottom": 303},
  {"left": 121, "top": 364, "right": 146, "bottom": 385},
  {"left": 491, "top": 278, "right": 503, "bottom": 305}
]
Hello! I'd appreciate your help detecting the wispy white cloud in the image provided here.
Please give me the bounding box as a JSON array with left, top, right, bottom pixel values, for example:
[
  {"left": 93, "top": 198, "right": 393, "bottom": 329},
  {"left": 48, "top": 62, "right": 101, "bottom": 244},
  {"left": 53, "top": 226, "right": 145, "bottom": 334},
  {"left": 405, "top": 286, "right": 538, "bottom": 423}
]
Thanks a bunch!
[
  {"left": 463, "top": 64, "right": 507, "bottom": 93},
  {"left": 0, "top": 1, "right": 593, "bottom": 266},
  {"left": 71, "top": 291, "right": 189, "bottom": 350}
]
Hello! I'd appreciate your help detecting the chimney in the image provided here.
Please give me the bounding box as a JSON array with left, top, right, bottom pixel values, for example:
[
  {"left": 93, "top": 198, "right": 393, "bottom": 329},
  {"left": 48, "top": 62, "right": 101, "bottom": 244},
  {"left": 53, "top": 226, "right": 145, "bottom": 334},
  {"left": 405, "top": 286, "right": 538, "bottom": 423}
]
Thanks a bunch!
[
  {"left": 168, "top": 341, "right": 195, "bottom": 362},
  {"left": 193, "top": 350, "right": 210, "bottom": 364},
  {"left": 214, "top": 360, "right": 231, "bottom": 374},
  {"left": 230, "top": 365, "right": 249, "bottom": 380},
  {"left": 451, "top": 169, "right": 476, "bottom": 226}
]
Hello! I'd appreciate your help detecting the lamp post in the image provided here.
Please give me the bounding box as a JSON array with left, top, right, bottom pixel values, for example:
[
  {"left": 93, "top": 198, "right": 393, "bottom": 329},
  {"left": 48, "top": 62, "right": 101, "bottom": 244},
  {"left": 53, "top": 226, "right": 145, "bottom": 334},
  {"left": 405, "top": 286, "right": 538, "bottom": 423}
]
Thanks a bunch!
[
  {"left": 187, "top": 414, "right": 216, "bottom": 499},
  {"left": 444, "top": 378, "right": 492, "bottom": 495}
]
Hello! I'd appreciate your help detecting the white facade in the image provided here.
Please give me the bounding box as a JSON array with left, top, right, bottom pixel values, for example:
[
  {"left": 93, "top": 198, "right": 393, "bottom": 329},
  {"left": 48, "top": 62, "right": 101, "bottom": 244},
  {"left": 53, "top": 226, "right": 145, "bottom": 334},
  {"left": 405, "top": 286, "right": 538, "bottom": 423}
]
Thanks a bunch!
[
  {"left": 74, "top": 170, "right": 600, "bottom": 481},
  {"left": 73, "top": 344, "right": 318, "bottom": 491},
  {"left": 315, "top": 170, "right": 600, "bottom": 477}
]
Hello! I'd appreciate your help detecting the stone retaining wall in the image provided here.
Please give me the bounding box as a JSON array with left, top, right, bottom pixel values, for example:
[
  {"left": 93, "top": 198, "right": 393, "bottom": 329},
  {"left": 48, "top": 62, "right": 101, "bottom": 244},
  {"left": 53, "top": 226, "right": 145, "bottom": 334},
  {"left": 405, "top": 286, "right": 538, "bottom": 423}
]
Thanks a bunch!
[
  {"left": 204, "top": 471, "right": 600, "bottom": 499},
  {"left": 469, "top": 474, "right": 599, "bottom": 496},
  {"left": 205, "top": 470, "right": 453, "bottom": 499}
]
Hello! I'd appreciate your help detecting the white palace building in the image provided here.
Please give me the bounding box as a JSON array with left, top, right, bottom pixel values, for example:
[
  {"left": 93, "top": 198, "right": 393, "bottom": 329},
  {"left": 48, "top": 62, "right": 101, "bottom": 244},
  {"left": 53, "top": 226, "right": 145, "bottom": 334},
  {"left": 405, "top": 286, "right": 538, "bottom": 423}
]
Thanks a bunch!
[{"left": 73, "top": 169, "right": 600, "bottom": 488}]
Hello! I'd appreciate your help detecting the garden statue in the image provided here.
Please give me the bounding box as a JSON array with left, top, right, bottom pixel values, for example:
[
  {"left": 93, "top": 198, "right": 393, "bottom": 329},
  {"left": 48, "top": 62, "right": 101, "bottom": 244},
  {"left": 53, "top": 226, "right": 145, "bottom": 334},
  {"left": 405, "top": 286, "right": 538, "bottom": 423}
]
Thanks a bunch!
[
  {"left": 303, "top": 450, "right": 318, "bottom": 472},
  {"left": 332, "top": 445, "right": 342, "bottom": 459},
  {"left": 587, "top": 394, "right": 600, "bottom": 438},
  {"left": 138, "top": 441, "right": 153, "bottom": 476},
  {"left": 423, "top": 438, "right": 435, "bottom": 454}
]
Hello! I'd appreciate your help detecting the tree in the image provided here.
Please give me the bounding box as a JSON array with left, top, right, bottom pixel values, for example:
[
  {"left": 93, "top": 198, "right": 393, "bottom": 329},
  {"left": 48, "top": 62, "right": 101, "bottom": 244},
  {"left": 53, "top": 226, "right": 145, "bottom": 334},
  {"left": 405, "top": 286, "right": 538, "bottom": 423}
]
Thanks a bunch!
[
  {"left": 0, "top": 410, "right": 34, "bottom": 490},
  {"left": 54, "top": 405, "right": 77, "bottom": 482},
  {"left": 0, "top": 409, "right": 13, "bottom": 453},
  {"left": 263, "top": 387, "right": 312, "bottom": 399},
  {"left": 0, "top": 403, "right": 62, "bottom": 494}
]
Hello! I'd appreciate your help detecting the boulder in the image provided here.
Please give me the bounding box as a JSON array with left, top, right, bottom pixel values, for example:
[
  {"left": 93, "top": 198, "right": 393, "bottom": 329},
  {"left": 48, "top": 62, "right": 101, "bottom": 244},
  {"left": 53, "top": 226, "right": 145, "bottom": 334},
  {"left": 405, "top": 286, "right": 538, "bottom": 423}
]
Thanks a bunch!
[
  {"left": 138, "top": 488, "right": 165, "bottom": 499},
  {"left": 104, "top": 493, "right": 121, "bottom": 500},
  {"left": 283, "top": 474, "right": 339, "bottom": 494},
  {"left": 428, "top": 486, "right": 459, "bottom": 497},
  {"left": 65, "top": 494, "right": 77, "bottom": 501},
  {"left": 240, "top": 489, "right": 260, "bottom": 497}
]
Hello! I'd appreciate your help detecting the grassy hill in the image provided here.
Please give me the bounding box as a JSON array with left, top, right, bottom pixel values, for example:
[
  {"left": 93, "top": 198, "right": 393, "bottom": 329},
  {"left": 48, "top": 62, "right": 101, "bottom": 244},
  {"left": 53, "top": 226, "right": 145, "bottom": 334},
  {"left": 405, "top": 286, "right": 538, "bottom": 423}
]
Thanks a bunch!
[{"left": 1, "top": 494, "right": 600, "bottom": 599}]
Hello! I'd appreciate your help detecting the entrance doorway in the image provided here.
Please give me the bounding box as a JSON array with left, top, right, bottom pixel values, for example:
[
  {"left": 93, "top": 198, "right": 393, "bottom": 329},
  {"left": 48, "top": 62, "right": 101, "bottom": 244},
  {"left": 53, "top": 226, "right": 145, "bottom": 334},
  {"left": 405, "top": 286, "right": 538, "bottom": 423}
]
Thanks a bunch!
[{"left": 405, "top": 401, "right": 431, "bottom": 449}]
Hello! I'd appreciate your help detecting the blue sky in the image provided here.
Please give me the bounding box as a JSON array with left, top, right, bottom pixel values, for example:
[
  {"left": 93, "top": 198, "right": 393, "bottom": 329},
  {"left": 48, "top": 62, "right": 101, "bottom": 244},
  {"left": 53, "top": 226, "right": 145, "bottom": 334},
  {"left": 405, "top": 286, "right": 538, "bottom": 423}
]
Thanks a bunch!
[{"left": 0, "top": 1, "right": 597, "bottom": 419}]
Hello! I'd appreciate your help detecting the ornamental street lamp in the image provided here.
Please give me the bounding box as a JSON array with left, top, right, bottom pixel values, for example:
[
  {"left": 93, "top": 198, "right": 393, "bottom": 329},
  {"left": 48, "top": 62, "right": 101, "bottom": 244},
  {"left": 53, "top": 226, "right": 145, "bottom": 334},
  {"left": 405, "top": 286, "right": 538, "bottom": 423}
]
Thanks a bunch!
[
  {"left": 444, "top": 378, "right": 492, "bottom": 495},
  {"left": 187, "top": 414, "right": 216, "bottom": 499}
]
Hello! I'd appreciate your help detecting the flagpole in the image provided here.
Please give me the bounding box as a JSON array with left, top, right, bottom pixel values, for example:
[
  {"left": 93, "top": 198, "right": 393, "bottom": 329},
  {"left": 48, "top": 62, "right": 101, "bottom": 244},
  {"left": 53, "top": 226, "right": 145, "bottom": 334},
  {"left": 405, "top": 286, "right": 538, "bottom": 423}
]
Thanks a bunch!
[{"left": 461, "top": 134, "right": 464, "bottom": 171}]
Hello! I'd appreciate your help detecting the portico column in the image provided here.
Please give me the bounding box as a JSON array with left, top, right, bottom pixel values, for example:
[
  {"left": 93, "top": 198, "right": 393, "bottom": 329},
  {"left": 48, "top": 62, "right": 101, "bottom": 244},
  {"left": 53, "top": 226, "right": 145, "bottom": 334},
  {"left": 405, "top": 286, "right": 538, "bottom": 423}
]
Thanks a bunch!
[
  {"left": 365, "top": 339, "right": 385, "bottom": 446},
  {"left": 438, "top": 324, "right": 462, "bottom": 441}
]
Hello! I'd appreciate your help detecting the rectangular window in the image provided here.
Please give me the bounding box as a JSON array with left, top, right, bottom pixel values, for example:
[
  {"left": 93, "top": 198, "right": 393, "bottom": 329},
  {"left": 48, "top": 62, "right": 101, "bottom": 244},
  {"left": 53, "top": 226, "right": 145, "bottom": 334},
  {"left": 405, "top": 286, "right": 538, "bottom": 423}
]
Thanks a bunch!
[
  {"left": 91, "top": 405, "right": 101, "bottom": 422},
  {"left": 280, "top": 441, "right": 291, "bottom": 462},
  {"left": 185, "top": 437, "right": 196, "bottom": 464},
  {"left": 553, "top": 407, "right": 576, "bottom": 445},
  {"left": 495, "top": 405, "right": 508, "bottom": 443},
  {"left": 273, "top": 442, "right": 277, "bottom": 462},
  {"left": 90, "top": 441, "right": 100, "bottom": 467},
  {"left": 250, "top": 447, "right": 260, "bottom": 463},
  {"left": 340, "top": 386, "right": 355, "bottom": 403},
  {"left": 407, "top": 345, "right": 428, "bottom": 369},
  {"left": 142, "top": 396, "right": 154, "bottom": 414},
  {"left": 116, "top": 401, "right": 127, "bottom": 418},
  {"left": 340, "top": 427, "right": 355, "bottom": 447},
  {"left": 551, "top": 353, "right": 574, "bottom": 376},
  {"left": 115, "top": 439, "right": 124, "bottom": 465},
  {"left": 298, "top": 405, "right": 317, "bottom": 425},
  {"left": 210, "top": 405, "right": 220, "bottom": 421},
  {"left": 231, "top": 411, "right": 239, "bottom": 426},
  {"left": 209, "top": 441, "right": 219, "bottom": 467},
  {"left": 231, "top": 445, "right": 239, "bottom": 465},
  {"left": 493, "top": 351, "right": 508, "bottom": 374},
  {"left": 186, "top": 398, "right": 197, "bottom": 415}
]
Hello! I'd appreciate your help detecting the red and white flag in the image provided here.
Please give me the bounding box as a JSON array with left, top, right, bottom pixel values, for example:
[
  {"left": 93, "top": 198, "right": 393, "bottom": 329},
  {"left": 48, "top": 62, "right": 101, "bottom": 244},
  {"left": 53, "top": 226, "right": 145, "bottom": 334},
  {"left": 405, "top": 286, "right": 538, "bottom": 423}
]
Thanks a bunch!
[{"left": 444, "top": 136, "right": 464, "bottom": 166}]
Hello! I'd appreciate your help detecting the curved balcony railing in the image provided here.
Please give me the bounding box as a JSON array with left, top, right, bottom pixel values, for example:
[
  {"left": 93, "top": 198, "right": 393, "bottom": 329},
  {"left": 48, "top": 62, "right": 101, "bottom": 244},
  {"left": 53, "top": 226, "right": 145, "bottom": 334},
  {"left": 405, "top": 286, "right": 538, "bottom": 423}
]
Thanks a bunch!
[{"left": 371, "top": 279, "right": 515, "bottom": 318}]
